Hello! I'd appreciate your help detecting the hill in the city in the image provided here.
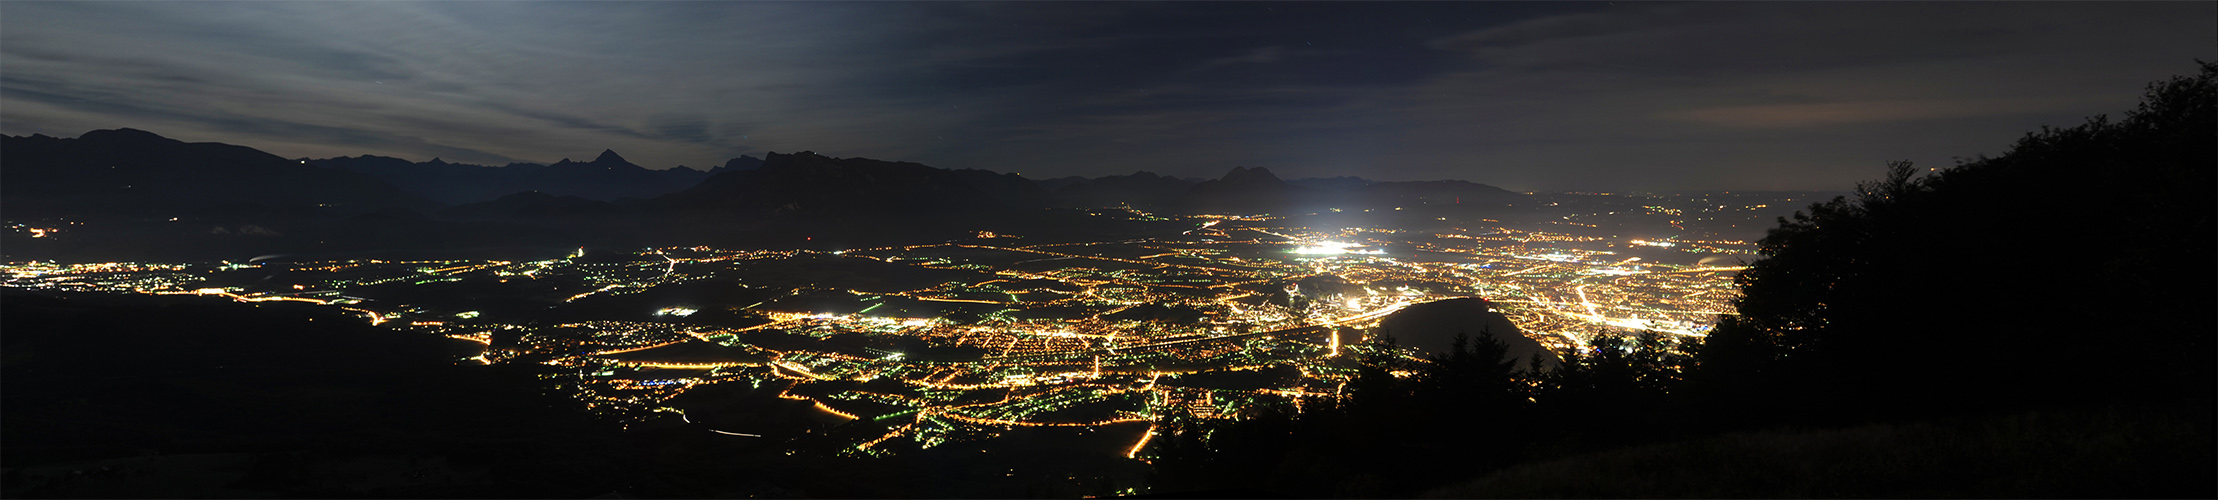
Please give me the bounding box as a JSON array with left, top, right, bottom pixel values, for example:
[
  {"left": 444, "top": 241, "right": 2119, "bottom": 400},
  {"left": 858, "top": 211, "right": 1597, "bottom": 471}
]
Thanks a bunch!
[{"left": 1381, "top": 298, "right": 1560, "bottom": 372}]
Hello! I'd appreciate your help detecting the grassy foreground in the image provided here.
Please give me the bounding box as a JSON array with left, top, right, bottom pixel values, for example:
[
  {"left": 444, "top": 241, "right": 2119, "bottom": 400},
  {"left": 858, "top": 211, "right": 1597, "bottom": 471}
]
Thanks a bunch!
[{"left": 1422, "top": 407, "right": 2214, "bottom": 498}]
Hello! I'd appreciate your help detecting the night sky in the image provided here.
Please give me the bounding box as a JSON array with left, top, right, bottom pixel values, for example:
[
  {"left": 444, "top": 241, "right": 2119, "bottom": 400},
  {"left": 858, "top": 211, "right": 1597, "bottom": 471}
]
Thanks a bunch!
[{"left": 3, "top": 2, "right": 2210, "bottom": 191}]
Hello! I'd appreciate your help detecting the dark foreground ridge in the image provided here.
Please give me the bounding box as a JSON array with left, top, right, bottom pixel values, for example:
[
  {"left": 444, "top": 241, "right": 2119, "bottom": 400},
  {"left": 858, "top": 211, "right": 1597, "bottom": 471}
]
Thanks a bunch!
[
  {"left": 0, "top": 291, "right": 650, "bottom": 497},
  {"left": 1141, "top": 62, "right": 2216, "bottom": 498},
  {"left": 1422, "top": 409, "right": 2212, "bottom": 498},
  {"left": 0, "top": 290, "right": 1151, "bottom": 498}
]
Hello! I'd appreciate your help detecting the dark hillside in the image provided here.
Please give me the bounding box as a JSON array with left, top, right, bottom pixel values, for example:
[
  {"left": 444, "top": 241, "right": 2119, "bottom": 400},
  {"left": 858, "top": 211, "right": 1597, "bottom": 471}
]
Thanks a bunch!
[
  {"left": 1423, "top": 408, "right": 2212, "bottom": 498},
  {"left": 312, "top": 150, "right": 716, "bottom": 205},
  {"left": 0, "top": 291, "right": 652, "bottom": 497},
  {"left": 1179, "top": 166, "right": 1311, "bottom": 214},
  {"left": 311, "top": 155, "right": 536, "bottom": 205},
  {"left": 1380, "top": 298, "right": 1559, "bottom": 372},
  {"left": 659, "top": 151, "right": 1040, "bottom": 216},
  {"left": 1150, "top": 63, "right": 2217, "bottom": 499},
  {"left": 519, "top": 150, "right": 712, "bottom": 202},
  {"left": 1696, "top": 62, "right": 2217, "bottom": 426},
  {"left": 0, "top": 290, "right": 1155, "bottom": 497},
  {"left": 439, "top": 191, "right": 625, "bottom": 221},
  {"left": 1052, "top": 171, "right": 1197, "bottom": 210},
  {"left": 1, "top": 129, "right": 436, "bottom": 220}
]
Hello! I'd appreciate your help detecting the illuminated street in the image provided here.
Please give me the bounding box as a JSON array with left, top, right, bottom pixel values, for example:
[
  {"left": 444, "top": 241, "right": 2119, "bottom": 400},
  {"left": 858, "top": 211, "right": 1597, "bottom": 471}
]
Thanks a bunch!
[{"left": 0, "top": 192, "right": 1791, "bottom": 460}]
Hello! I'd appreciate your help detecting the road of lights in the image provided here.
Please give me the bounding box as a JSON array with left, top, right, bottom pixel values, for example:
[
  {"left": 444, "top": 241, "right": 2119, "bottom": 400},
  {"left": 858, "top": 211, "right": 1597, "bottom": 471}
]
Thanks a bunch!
[{"left": 0, "top": 203, "right": 1756, "bottom": 458}]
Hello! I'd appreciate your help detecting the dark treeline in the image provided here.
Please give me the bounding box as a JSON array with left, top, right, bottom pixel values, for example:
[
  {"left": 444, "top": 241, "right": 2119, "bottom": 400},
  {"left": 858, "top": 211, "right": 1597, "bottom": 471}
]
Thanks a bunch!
[
  {"left": 1149, "top": 329, "right": 1696, "bottom": 497},
  {"left": 1149, "top": 63, "right": 2216, "bottom": 498}
]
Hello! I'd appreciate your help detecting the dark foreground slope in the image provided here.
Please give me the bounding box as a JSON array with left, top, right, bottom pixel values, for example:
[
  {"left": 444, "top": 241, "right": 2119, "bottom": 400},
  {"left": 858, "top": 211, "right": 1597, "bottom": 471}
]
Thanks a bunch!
[
  {"left": 1148, "top": 63, "right": 2218, "bottom": 499},
  {"left": 0, "top": 291, "right": 654, "bottom": 498},
  {"left": 1423, "top": 408, "right": 2213, "bottom": 498},
  {"left": 1454, "top": 61, "right": 2218, "bottom": 500},
  {"left": 0, "top": 291, "right": 1152, "bottom": 498},
  {"left": 1694, "top": 62, "right": 2217, "bottom": 426}
]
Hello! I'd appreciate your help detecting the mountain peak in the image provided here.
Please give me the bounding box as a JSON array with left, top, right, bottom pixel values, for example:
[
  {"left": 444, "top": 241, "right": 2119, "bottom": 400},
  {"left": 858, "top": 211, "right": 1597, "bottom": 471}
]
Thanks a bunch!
[
  {"left": 78, "top": 128, "right": 171, "bottom": 144},
  {"left": 720, "top": 155, "right": 765, "bottom": 172},
  {"left": 593, "top": 149, "right": 628, "bottom": 165},
  {"left": 1220, "top": 166, "right": 1286, "bottom": 185}
]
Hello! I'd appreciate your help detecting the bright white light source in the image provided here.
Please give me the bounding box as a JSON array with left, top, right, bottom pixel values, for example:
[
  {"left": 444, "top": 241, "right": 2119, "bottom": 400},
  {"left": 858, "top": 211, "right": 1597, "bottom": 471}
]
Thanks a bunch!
[
  {"left": 655, "top": 307, "right": 698, "bottom": 317},
  {"left": 1293, "top": 241, "right": 1385, "bottom": 256},
  {"left": 1293, "top": 241, "right": 1352, "bottom": 255}
]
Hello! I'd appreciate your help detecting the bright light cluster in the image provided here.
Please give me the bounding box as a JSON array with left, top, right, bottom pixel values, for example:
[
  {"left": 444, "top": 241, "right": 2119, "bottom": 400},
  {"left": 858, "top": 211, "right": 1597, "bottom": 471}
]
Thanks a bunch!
[{"left": 1291, "top": 241, "right": 1383, "bottom": 255}]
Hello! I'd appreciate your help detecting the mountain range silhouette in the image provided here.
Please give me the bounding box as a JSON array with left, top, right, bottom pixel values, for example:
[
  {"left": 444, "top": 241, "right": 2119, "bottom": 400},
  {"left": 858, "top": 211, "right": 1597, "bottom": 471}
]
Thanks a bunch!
[{"left": 1, "top": 128, "right": 1531, "bottom": 261}]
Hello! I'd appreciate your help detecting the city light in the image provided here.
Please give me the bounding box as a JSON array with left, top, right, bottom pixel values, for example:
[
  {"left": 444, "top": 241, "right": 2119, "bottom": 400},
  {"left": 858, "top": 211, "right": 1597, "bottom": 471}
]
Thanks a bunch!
[{"left": 0, "top": 201, "right": 1762, "bottom": 459}]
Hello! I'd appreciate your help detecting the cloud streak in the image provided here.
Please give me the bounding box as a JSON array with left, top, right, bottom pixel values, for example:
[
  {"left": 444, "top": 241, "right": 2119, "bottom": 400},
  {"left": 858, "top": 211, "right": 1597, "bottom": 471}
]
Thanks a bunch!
[{"left": 2, "top": 2, "right": 2210, "bottom": 191}]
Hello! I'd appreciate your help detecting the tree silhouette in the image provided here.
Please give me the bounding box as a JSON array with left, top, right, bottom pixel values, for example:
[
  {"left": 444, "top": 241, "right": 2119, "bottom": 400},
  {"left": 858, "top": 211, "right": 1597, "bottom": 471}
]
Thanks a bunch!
[
  {"left": 1695, "top": 62, "right": 2217, "bottom": 426},
  {"left": 1151, "top": 63, "right": 2216, "bottom": 497},
  {"left": 1527, "top": 331, "right": 1690, "bottom": 449},
  {"left": 1415, "top": 329, "right": 1528, "bottom": 421}
]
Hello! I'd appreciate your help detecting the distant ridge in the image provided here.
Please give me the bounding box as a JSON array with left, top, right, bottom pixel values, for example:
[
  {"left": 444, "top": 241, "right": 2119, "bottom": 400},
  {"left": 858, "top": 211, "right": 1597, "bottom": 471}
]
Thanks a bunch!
[
  {"left": 1050, "top": 171, "right": 1197, "bottom": 210},
  {"left": 440, "top": 191, "right": 622, "bottom": 221},
  {"left": 1181, "top": 166, "right": 1309, "bottom": 214},
  {"left": 24, "top": 127, "right": 1527, "bottom": 214},
  {"left": 658, "top": 151, "right": 1045, "bottom": 216},
  {"left": 310, "top": 150, "right": 770, "bottom": 204},
  {"left": 1169, "top": 167, "right": 1525, "bottom": 214},
  {"left": 1, "top": 128, "right": 434, "bottom": 219},
  {"left": 310, "top": 154, "right": 528, "bottom": 205},
  {"left": 2, "top": 127, "right": 1539, "bottom": 260},
  {"left": 712, "top": 155, "right": 765, "bottom": 174}
]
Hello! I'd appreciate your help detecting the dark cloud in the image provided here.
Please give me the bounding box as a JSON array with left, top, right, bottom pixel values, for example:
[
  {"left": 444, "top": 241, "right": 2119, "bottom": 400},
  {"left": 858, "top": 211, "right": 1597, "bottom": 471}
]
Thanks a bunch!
[{"left": 2, "top": 2, "right": 2210, "bottom": 191}]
